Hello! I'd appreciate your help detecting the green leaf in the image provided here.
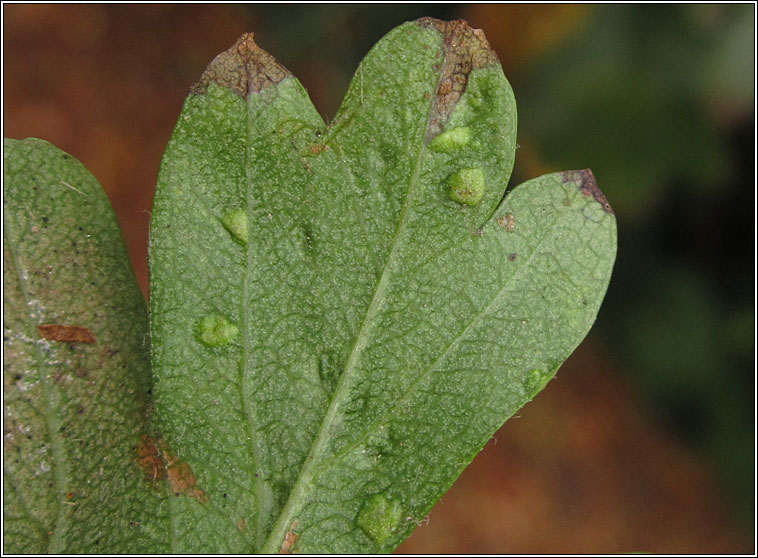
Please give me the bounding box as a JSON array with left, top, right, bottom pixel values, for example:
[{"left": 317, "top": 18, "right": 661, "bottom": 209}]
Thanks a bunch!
[
  {"left": 149, "top": 18, "right": 616, "bottom": 553},
  {"left": 3, "top": 139, "right": 169, "bottom": 553}
]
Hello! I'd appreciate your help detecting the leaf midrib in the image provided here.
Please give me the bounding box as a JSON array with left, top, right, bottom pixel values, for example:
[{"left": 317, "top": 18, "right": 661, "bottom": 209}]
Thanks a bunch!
[
  {"left": 321, "top": 201, "right": 569, "bottom": 469},
  {"left": 258, "top": 40, "right": 451, "bottom": 554},
  {"left": 243, "top": 91, "right": 269, "bottom": 546}
]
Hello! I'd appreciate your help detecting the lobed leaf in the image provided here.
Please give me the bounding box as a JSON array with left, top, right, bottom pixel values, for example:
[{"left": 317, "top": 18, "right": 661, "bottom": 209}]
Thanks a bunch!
[
  {"left": 149, "top": 18, "right": 617, "bottom": 553},
  {"left": 3, "top": 139, "right": 169, "bottom": 553}
]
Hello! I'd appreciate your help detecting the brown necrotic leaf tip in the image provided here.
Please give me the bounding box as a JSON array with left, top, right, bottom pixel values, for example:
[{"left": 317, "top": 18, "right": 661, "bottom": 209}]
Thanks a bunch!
[
  {"left": 191, "top": 32, "right": 291, "bottom": 98},
  {"left": 37, "top": 323, "right": 96, "bottom": 344},
  {"left": 416, "top": 18, "right": 499, "bottom": 139},
  {"left": 562, "top": 169, "right": 614, "bottom": 214}
]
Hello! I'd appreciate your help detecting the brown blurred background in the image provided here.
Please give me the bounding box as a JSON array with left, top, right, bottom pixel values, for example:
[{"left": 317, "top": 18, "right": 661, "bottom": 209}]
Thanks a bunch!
[{"left": 4, "top": 4, "right": 754, "bottom": 553}]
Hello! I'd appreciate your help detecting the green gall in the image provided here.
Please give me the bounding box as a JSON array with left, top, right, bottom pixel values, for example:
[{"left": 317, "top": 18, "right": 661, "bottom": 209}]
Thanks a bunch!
[
  {"left": 196, "top": 314, "right": 238, "bottom": 347},
  {"left": 522, "top": 368, "right": 551, "bottom": 397},
  {"left": 355, "top": 493, "right": 403, "bottom": 544},
  {"left": 221, "top": 209, "right": 248, "bottom": 245},
  {"left": 428, "top": 126, "right": 470, "bottom": 153},
  {"left": 447, "top": 167, "right": 485, "bottom": 206}
]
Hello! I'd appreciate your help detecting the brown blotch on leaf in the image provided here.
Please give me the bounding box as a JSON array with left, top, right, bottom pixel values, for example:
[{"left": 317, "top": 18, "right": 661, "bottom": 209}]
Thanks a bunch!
[
  {"left": 37, "top": 324, "right": 95, "bottom": 344},
  {"left": 279, "top": 520, "right": 299, "bottom": 554},
  {"left": 191, "top": 32, "right": 291, "bottom": 98},
  {"left": 309, "top": 144, "right": 329, "bottom": 154},
  {"left": 236, "top": 518, "right": 246, "bottom": 532},
  {"left": 135, "top": 437, "right": 208, "bottom": 503},
  {"left": 561, "top": 169, "right": 613, "bottom": 214},
  {"left": 136, "top": 435, "right": 164, "bottom": 481},
  {"left": 416, "top": 18, "right": 499, "bottom": 139},
  {"left": 497, "top": 212, "right": 516, "bottom": 232},
  {"left": 164, "top": 452, "right": 209, "bottom": 504}
]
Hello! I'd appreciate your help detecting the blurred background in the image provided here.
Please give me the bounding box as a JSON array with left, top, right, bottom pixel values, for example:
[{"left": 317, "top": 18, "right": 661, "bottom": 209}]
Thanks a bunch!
[{"left": 4, "top": 4, "right": 754, "bottom": 553}]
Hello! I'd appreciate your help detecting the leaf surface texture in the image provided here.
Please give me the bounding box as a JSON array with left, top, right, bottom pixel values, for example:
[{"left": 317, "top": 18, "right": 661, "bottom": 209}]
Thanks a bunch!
[{"left": 3, "top": 139, "right": 169, "bottom": 553}]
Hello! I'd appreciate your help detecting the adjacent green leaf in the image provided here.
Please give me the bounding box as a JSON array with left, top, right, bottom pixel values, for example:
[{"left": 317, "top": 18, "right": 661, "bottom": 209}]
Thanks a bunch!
[
  {"left": 149, "top": 18, "right": 617, "bottom": 553},
  {"left": 3, "top": 139, "right": 169, "bottom": 553}
]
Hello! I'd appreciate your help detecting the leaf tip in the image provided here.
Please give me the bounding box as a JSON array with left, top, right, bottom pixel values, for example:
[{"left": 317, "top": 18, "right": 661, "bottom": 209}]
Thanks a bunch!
[
  {"left": 414, "top": 18, "right": 500, "bottom": 140},
  {"left": 190, "top": 32, "right": 291, "bottom": 98},
  {"left": 414, "top": 17, "right": 497, "bottom": 68},
  {"left": 562, "top": 169, "right": 614, "bottom": 214}
]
